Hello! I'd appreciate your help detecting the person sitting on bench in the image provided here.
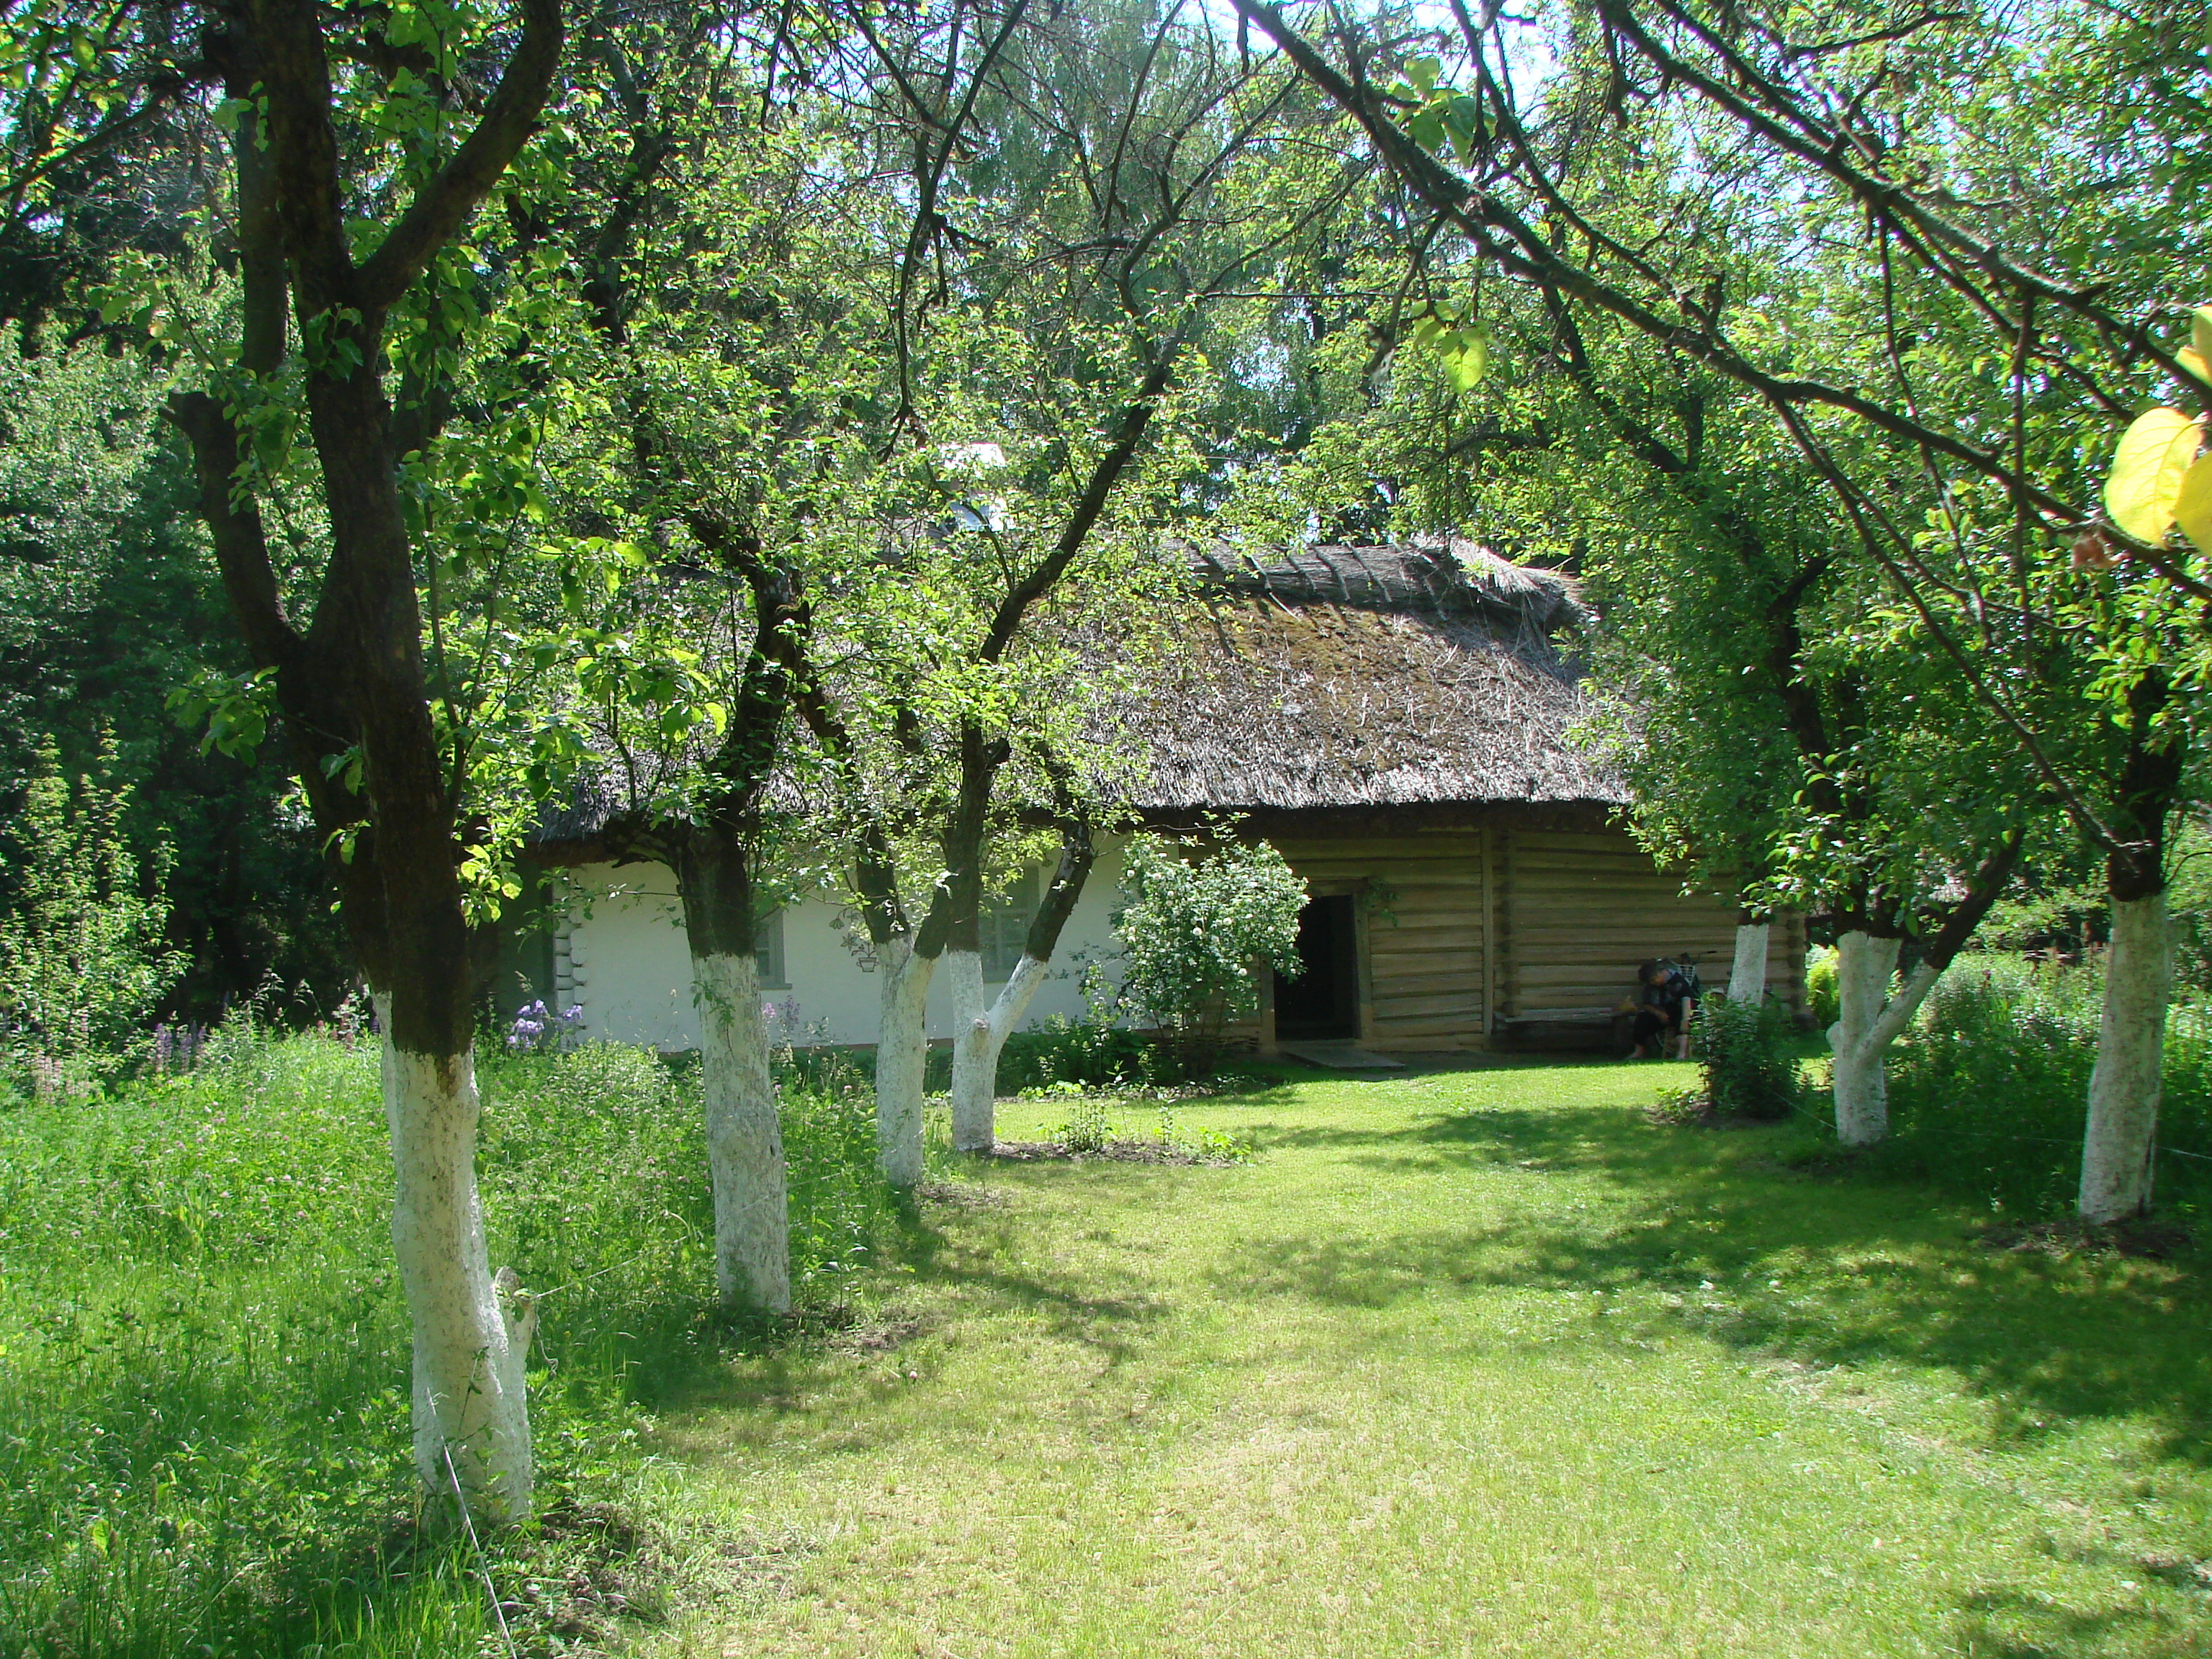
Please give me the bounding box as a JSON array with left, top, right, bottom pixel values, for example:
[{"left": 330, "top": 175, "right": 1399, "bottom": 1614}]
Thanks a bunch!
[{"left": 1628, "top": 959, "right": 1696, "bottom": 1060}]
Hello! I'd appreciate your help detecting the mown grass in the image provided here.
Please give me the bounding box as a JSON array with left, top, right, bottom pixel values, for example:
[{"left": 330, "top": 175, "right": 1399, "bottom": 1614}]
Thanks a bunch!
[
  {"left": 8, "top": 1036, "right": 2212, "bottom": 1657},
  {"left": 642, "top": 1058, "right": 2212, "bottom": 1659}
]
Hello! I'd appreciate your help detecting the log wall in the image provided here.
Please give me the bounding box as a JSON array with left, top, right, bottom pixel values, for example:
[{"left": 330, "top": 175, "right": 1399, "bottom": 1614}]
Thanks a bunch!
[
  {"left": 1232, "top": 817, "right": 1804, "bottom": 1054},
  {"left": 1501, "top": 829, "right": 1804, "bottom": 1019}
]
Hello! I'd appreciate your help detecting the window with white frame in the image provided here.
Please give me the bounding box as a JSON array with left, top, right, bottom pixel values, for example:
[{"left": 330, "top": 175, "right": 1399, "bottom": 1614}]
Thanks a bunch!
[
  {"left": 754, "top": 908, "right": 788, "bottom": 989},
  {"left": 980, "top": 876, "right": 1036, "bottom": 981}
]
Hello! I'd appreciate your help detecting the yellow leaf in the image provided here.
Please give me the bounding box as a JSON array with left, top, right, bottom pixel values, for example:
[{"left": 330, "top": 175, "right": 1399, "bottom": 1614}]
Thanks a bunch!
[
  {"left": 2177, "top": 454, "right": 2212, "bottom": 555},
  {"left": 2181, "top": 346, "right": 2212, "bottom": 389},
  {"left": 2194, "top": 307, "right": 2212, "bottom": 366},
  {"left": 2105, "top": 406, "right": 2203, "bottom": 540}
]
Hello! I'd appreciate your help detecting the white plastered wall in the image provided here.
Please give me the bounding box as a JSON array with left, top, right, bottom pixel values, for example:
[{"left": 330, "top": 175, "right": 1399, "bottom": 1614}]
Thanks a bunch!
[{"left": 550, "top": 840, "right": 1130, "bottom": 1051}]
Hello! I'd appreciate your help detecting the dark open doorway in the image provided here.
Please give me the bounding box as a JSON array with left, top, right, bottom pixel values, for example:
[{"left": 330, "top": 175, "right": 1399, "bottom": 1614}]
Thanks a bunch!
[{"left": 1274, "top": 893, "right": 1361, "bottom": 1040}]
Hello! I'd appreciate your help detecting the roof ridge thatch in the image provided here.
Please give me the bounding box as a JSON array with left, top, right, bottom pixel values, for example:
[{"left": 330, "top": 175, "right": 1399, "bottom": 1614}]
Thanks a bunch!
[{"left": 1188, "top": 536, "right": 1583, "bottom": 639}]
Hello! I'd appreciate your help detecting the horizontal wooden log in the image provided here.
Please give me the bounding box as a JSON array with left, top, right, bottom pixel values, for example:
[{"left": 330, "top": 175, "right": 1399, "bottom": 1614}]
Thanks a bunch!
[
  {"left": 1282, "top": 858, "right": 1486, "bottom": 871},
  {"left": 1267, "top": 835, "right": 1493, "bottom": 852},
  {"left": 1370, "top": 992, "right": 1483, "bottom": 1019},
  {"left": 1370, "top": 1016, "right": 1486, "bottom": 1038},
  {"left": 1509, "top": 846, "right": 1677, "bottom": 868},
  {"left": 1372, "top": 949, "right": 1483, "bottom": 972},
  {"left": 1371, "top": 932, "right": 1483, "bottom": 956},
  {"left": 1362, "top": 911, "right": 1486, "bottom": 938},
  {"left": 1510, "top": 830, "right": 1681, "bottom": 858},
  {"left": 1371, "top": 968, "right": 1478, "bottom": 995},
  {"left": 1509, "top": 941, "right": 1735, "bottom": 963}
]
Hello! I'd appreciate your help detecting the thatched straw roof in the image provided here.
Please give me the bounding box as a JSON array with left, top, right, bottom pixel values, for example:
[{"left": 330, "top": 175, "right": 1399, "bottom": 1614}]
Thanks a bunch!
[
  {"left": 532, "top": 537, "right": 1619, "bottom": 849},
  {"left": 1125, "top": 539, "right": 1620, "bottom": 814},
  {"left": 533, "top": 771, "right": 634, "bottom": 850}
]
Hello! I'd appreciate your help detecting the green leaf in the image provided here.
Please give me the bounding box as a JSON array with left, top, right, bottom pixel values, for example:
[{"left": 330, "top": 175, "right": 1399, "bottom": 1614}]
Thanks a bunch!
[
  {"left": 1440, "top": 325, "right": 1488, "bottom": 391},
  {"left": 2105, "top": 406, "right": 2201, "bottom": 539},
  {"left": 2194, "top": 307, "right": 2212, "bottom": 367}
]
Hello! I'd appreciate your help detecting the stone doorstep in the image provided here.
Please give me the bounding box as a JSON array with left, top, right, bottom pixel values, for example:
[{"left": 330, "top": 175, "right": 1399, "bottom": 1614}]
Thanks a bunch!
[{"left": 1277, "top": 1040, "right": 1408, "bottom": 1071}]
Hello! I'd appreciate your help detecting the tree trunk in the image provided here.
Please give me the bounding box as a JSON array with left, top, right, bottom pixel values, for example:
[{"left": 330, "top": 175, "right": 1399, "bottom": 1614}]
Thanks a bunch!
[
  {"left": 672, "top": 828, "right": 790, "bottom": 1310},
  {"left": 2079, "top": 891, "right": 2171, "bottom": 1223},
  {"left": 2077, "top": 673, "right": 2182, "bottom": 1223},
  {"left": 1825, "top": 931, "right": 1941, "bottom": 1148},
  {"left": 876, "top": 933, "right": 935, "bottom": 1187},
  {"left": 950, "top": 950, "right": 1053, "bottom": 1152},
  {"left": 156, "top": 0, "right": 560, "bottom": 1529},
  {"left": 1726, "top": 920, "right": 1771, "bottom": 1002},
  {"left": 376, "top": 996, "right": 534, "bottom": 1524},
  {"left": 693, "top": 950, "right": 790, "bottom": 1310}
]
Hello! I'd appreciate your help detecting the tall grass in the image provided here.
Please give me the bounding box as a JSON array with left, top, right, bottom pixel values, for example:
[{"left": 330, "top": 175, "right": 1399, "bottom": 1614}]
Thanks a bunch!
[
  {"left": 1873, "top": 953, "right": 2212, "bottom": 1219},
  {"left": 0, "top": 1027, "right": 902, "bottom": 1658}
]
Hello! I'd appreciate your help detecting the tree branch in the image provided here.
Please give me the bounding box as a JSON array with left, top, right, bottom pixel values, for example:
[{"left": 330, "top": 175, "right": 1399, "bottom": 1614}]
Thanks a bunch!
[{"left": 355, "top": 0, "right": 564, "bottom": 310}]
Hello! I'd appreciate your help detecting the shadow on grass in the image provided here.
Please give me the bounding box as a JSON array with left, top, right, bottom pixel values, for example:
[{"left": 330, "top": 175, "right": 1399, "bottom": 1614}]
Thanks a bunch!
[
  {"left": 1215, "top": 1100, "right": 2212, "bottom": 1465},
  {"left": 632, "top": 1177, "right": 1172, "bottom": 1440},
  {"left": 1948, "top": 1586, "right": 2198, "bottom": 1659}
]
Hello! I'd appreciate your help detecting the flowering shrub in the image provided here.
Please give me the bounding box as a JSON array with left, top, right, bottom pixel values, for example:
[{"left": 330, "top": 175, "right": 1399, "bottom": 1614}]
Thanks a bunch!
[{"left": 1112, "top": 835, "right": 1306, "bottom": 1077}]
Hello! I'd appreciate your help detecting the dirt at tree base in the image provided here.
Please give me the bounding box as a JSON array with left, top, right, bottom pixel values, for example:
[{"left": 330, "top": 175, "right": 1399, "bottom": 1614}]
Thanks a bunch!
[
  {"left": 986, "top": 1138, "right": 1226, "bottom": 1166},
  {"left": 1976, "top": 1218, "right": 2193, "bottom": 1259}
]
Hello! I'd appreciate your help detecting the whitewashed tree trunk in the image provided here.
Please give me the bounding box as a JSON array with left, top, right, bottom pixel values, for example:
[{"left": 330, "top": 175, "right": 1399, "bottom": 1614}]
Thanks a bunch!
[
  {"left": 693, "top": 951, "right": 789, "bottom": 1311},
  {"left": 876, "top": 934, "right": 935, "bottom": 1187},
  {"left": 1726, "top": 922, "right": 1771, "bottom": 1002},
  {"left": 950, "top": 949, "right": 1053, "bottom": 1152},
  {"left": 2079, "top": 892, "right": 2172, "bottom": 1223},
  {"left": 375, "top": 996, "right": 533, "bottom": 1524},
  {"left": 1825, "top": 932, "right": 1941, "bottom": 1148}
]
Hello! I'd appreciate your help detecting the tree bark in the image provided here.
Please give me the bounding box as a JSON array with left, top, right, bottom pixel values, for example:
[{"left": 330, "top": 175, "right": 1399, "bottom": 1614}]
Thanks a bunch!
[
  {"left": 670, "top": 825, "right": 789, "bottom": 1310},
  {"left": 876, "top": 933, "right": 935, "bottom": 1187},
  {"left": 2079, "top": 891, "right": 2172, "bottom": 1223},
  {"left": 949, "top": 950, "right": 1053, "bottom": 1152},
  {"left": 948, "top": 826, "right": 1097, "bottom": 1151},
  {"left": 2077, "top": 673, "right": 2182, "bottom": 1223},
  {"left": 1825, "top": 931, "right": 1941, "bottom": 1148},
  {"left": 691, "top": 948, "right": 789, "bottom": 1309},
  {"left": 375, "top": 997, "right": 534, "bottom": 1522},
  {"left": 1726, "top": 920, "right": 1771, "bottom": 1002}
]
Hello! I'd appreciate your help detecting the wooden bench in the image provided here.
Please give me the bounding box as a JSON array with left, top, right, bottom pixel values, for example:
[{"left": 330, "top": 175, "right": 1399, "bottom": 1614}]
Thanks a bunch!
[{"left": 1491, "top": 1006, "right": 1632, "bottom": 1051}]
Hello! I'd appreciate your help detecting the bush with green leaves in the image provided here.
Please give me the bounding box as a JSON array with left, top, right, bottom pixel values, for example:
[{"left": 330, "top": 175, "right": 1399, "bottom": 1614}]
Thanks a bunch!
[
  {"left": 1111, "top": 836, "right": 1307, "bottom": 1078},
  {"left": 1804, "top": 944, "right": 1839, "bottom": 1031},
  {"left": 0, "top": 739, "right": 183, "bottom": 1098},
  {"left": 1001, "top": 1014, "right": 1156, "bottom": 1092},
  {"left": 1872, "top": 955, "right": 2212, "bottom": 1219},
  {"left": 1693, "top": 993, "right": 1801, "bottom": 1120}
]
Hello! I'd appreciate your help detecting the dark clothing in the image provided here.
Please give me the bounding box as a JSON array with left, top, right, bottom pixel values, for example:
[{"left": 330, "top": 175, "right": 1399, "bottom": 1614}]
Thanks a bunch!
[
  {"left": 1640, "top": 967, "right": 1696, "bottom": 1024},
  {"left": 1631, "top": 967, "right": 1696, "bottom": 1050}
]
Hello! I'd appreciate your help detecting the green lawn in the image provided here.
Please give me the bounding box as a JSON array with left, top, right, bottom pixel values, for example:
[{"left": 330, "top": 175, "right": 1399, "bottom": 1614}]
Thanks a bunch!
[{"left": 647, "top": 1059, "right": 2212, "bottom": 1658}]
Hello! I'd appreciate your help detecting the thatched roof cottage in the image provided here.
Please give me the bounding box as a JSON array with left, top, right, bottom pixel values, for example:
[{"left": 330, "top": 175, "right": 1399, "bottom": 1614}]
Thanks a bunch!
[{"left": 518, "top": 541, "right": 1802, "bottom": 1053}]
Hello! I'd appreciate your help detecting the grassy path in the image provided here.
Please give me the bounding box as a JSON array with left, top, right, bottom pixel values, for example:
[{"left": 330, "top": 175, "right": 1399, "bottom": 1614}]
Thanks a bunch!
[{"left": 652, "top": 1061, "right": 2212, "bottom": 1658}]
